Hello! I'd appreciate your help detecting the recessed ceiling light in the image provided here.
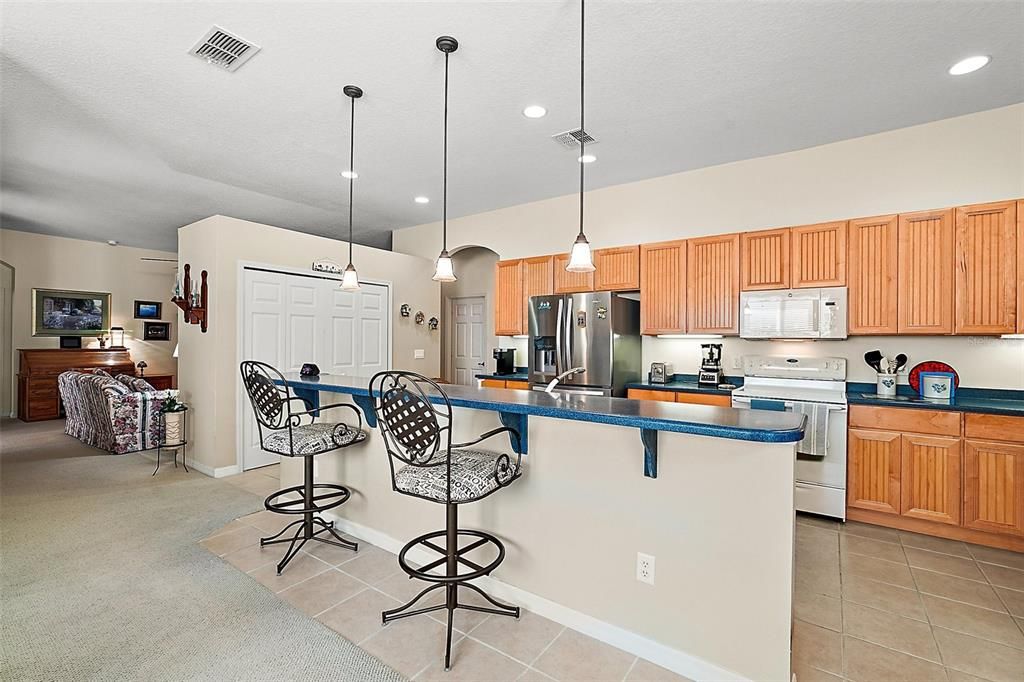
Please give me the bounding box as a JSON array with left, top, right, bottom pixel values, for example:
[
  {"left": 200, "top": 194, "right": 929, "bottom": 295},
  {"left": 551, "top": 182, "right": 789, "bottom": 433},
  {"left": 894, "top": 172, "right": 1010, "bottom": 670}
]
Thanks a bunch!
[
  {"left": 414, "top": 196, "right": 430, "bottom": 204},
  {"left": 578, "top": 154, "right": 597, "bottom": 163},
  {"left": 107, "top": 240, "right": 119, "bottom": 246},
  {"left": 522, "top": 105, "right": 547, "bottom": 119},
  {"left": 341, "top": 170, "right": 358, "bottom": 179},
  {"left": 948, "top": 55, "right": 990, "bottom": 75}
]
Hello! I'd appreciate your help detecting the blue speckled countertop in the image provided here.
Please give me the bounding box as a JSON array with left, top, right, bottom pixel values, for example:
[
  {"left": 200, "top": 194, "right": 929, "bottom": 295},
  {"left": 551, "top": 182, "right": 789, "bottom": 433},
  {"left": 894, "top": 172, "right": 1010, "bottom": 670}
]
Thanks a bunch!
[
  {"left": 475, "top": 368, "right": 529, "bottom": 381},
  {"left": 279, "top": 372, "right": 806, "bottom": 443},
  {"left": 847, "top": 383, "right": 1024, "bottom": 417},
  {"left": 626, "top": 374, "right": 743, "bottom": 396}
]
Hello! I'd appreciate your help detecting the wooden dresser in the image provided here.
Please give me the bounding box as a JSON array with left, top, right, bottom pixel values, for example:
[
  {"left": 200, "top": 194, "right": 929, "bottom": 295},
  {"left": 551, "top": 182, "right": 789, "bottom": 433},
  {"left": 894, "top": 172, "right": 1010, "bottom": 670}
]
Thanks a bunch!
[{"left": 17, "top": 349, "right": 135, "bottom": 422}]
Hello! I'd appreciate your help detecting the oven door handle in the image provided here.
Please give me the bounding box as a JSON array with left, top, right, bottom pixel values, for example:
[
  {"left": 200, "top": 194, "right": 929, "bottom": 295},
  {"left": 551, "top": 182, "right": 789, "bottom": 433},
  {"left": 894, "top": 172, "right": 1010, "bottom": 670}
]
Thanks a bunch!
[{"left": 732, "top": 396, "right": 795, "bottom": 409}]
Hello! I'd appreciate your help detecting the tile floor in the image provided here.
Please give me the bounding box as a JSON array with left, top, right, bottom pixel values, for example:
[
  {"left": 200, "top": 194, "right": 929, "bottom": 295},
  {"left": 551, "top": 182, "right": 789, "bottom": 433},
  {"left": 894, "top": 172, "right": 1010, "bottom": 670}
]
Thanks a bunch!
[{"left": 213, "top": 470, "right": 1024, "bottom": 681}]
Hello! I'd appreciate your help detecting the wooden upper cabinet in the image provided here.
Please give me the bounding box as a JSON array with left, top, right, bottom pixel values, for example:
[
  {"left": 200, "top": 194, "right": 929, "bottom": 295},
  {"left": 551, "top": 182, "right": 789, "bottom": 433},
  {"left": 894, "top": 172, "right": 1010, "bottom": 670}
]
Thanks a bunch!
[
  {"left": 848, "top": 215, "right": 899, "bottom": 335},
  {"left": 522, "top": 256, "right": 554, "bottom": 334},
  {"left": 848, "top": 428, "right": 901, "bottom": 515},
  {"left": 791, "top": 221, "right": 847, "bottom": 288},
  {"left": 594, "top": 246, "right": 640, "bottom": 291},
  {"left": 954, "top": 201, "right": 1018, "bottom": 335},
  {"left": 687, "top": 233, "right": 740, "bottom": 334},
  {"left": 494, "top": 259, "right": 524, "bottom": 336},
  {"left": 553, "top": 253, "right": 595, "bottom": 293},
  {"left": 964, "top": 439, "right": 1024, "bottom": 536},
  {"left": 1019, "top": 200, "right": 1024, "bottom": 333},
  {"left": 900, "top": 434, "right": 961, "bottom": 526},
  {"left": 640, "top": 239, "right": 687, "bottom": 335},
  {"left": 897, "top": 208, "right": 955, "bottom": 335},
  {"left": 740, "top": 228, "right": 790, "bottom": 290}
]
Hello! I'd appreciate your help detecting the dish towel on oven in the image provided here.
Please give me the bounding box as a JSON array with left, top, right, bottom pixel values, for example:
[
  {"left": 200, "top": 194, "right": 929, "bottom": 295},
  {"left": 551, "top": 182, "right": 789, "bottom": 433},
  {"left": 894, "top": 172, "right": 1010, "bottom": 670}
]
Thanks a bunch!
[{"left": 793, "top": 402, "right": 829, "bottom": 457}]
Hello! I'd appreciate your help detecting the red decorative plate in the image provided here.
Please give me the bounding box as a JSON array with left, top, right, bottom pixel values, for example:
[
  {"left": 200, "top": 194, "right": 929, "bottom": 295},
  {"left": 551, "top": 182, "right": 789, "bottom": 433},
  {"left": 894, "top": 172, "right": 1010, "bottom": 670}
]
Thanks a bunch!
[{"left": 908, "top": 361, "right": 959, "bottom": 392}]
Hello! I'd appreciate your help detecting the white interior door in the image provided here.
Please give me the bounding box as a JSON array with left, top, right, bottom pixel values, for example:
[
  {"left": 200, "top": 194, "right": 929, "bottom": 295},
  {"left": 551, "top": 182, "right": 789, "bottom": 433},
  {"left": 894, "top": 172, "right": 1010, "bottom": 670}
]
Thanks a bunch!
[
  {"left": 241, "top": 267, "right": 390, "bottom": 471},
  {"left": 451, "top": 296, "right": 485, "bottom": 386}
]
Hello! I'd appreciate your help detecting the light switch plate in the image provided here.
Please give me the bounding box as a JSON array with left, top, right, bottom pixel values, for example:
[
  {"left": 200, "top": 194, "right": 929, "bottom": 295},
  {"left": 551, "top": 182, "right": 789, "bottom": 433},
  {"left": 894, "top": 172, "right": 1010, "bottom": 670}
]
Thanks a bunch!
[{"left": 414, "top": 349, "right": 425, "bottom": 359}]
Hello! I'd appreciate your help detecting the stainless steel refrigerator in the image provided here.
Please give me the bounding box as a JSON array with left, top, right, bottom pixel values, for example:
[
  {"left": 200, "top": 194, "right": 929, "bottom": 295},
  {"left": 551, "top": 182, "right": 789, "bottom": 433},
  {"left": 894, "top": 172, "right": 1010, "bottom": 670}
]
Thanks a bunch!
[{"left": 528, "top": 292, "right": 641, "bottom": 396}]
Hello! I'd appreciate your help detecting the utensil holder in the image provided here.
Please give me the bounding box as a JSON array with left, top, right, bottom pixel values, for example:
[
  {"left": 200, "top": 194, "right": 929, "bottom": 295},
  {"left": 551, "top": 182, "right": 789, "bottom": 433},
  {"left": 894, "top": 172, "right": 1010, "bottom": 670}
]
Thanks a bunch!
[{"left": 876, "top": 373, "right": 898, "bottom": 398}]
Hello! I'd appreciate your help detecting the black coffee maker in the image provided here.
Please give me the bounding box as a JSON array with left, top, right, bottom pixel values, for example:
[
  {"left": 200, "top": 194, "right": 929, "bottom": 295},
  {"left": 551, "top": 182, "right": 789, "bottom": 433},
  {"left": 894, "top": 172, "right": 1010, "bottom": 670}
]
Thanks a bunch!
[{"left": 493, "top": 349, "right": 516, "bottom": 376}]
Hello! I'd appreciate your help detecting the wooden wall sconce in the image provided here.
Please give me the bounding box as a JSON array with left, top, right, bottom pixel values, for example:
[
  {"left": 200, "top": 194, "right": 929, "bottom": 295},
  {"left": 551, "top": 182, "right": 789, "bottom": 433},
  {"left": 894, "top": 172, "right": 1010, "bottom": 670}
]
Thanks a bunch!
[{"left": 171, "top": 263, "right": 208, "bottom": 333}]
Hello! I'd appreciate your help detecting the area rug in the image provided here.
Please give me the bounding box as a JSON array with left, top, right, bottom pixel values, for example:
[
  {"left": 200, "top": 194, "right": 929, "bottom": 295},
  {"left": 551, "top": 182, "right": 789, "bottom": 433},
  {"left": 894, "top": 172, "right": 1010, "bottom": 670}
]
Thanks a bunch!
[{"left": 0, "top": 419, "right": 404, "bottom": 681}]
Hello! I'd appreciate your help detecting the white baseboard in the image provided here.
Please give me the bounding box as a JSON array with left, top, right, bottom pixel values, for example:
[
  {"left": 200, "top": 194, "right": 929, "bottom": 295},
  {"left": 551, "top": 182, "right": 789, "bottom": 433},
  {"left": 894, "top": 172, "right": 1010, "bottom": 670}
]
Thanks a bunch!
[
  {"left": 323, "top": 511, "right": 748, "bottom": 682},
  {"left": 138, "top": 450, "right": 239, "bottom": 479}
]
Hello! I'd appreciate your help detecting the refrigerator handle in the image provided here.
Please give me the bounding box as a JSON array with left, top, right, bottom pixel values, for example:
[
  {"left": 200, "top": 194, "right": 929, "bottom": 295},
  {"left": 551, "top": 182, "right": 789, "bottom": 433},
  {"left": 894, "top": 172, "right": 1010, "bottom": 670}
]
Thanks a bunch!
[
  {"left": 564, "top": 297, "right": 573, "bottom": 370},
  {"left": 555, "top": 297, "right": 565, "bottom": 375}
]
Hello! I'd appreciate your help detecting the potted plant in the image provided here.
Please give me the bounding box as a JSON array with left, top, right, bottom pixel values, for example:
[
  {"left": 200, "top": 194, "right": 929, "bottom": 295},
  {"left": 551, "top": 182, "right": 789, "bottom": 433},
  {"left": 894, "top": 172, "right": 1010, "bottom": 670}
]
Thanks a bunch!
[{"left": 161, "top": 397, "right": 188, "bottom": 446}]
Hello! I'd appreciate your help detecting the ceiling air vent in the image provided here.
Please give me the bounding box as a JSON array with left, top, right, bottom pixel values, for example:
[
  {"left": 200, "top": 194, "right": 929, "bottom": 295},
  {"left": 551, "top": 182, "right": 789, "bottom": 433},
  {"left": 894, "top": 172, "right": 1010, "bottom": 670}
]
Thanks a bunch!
[
  {"left": 189, "top": 26, "right": 261, "bottom": 72},
  {"left": 551, "top": 128, "right": 597, "bottom": 150}
]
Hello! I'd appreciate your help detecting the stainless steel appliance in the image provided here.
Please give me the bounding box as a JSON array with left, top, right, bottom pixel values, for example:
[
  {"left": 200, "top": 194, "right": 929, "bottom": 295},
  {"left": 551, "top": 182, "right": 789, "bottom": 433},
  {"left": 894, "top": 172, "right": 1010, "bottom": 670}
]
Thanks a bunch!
[
  {"left": 528, "top": 292, "right": 641, "bottom": 396},
  {"left": 731, "top": 355, "right": 848, "bottom": 519},
  {"left": 740, "top": 287, "right": 848, "bottom": 339},
  {"left": 492, "top": 348, "right": 516, "bottom": 376},
  {"left": 649, "top": 362, "right": 673, "bottom": 384},
  {"left": 698, "top": 344, "right": 723, "bottom": 386}
]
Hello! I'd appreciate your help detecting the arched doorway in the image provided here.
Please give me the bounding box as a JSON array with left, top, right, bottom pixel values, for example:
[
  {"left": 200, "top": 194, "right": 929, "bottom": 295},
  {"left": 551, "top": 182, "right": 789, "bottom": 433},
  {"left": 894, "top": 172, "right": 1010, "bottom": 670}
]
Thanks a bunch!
[{"left": 441, "top": 246, "right": 499, "bottom": 385}]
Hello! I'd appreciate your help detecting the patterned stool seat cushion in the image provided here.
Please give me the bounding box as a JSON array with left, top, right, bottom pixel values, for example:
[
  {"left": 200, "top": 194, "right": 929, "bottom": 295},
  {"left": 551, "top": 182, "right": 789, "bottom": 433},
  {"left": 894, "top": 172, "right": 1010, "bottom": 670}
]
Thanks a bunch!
[
  {"left": 262, "top": 422, "right": 367, "bottom": 456},
  {"left": 394, "top": 448, "right": 520, "bottom": 503}
]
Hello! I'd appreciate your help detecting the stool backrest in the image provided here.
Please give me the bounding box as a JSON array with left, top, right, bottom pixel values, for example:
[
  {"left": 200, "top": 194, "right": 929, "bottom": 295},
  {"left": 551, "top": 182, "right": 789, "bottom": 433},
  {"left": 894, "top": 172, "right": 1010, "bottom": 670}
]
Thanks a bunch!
[
  {"left": 239, "top": 361, "right": 294, "bottom": 433},
  {"left": 368, "top": 371, "right": 453, "bottom": 472}
]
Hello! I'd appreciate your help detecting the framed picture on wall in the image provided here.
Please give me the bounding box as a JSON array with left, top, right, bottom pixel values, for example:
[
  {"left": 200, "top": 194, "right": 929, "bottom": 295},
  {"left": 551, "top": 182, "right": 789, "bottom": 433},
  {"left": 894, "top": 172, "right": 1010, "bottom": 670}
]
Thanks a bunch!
[
  {"left": 134, "top": 300, "right": 162, "bottom": 319},
  {"left": 143, "top": 321, "right": 171, "bottom": 341},
  {"left": 32, "top": 288, "right": 111, "bottom": 337}
]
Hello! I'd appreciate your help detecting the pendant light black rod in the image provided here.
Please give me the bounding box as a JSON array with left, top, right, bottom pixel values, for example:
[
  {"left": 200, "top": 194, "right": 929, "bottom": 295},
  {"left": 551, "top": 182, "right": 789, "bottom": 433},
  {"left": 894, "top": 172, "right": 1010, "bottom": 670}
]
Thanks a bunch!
[
  {"left": 578, "top": 0, "right": 586, "bottom": 239},
  {"left": 347, "top": 93, "right": 355, "bottom": 265},
  {"left": 443, "top": 51, "right": 449, "bottom": 252}
]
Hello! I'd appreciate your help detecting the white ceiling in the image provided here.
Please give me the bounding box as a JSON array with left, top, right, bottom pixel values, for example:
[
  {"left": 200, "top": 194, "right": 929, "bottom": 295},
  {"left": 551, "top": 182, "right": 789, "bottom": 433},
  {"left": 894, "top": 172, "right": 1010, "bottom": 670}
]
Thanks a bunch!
[{"left": 2, "top": 1, "right": 1022, "bottom": 253}]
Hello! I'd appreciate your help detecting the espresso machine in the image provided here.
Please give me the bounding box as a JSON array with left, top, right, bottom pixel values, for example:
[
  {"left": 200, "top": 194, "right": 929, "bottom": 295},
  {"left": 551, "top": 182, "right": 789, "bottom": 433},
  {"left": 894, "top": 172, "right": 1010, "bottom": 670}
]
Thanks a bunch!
[{"left": 698, "top": 343, "right": 724, "bottom": 386}]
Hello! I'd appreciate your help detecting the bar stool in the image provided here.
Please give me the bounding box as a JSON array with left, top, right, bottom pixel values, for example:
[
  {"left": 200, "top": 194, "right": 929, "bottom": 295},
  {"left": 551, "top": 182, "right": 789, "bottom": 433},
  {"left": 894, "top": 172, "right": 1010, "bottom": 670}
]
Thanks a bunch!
[
  {"left": 240, "top": 361, "right": 365, "bottom": 574},
  {"left": 368, "top": 371, "right": 523, "bottom": 671}
]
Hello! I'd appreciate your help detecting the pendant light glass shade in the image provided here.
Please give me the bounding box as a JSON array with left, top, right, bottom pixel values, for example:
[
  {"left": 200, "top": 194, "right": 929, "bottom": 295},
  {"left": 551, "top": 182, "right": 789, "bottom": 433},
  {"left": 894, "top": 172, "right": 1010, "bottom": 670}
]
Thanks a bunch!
[
  {"left": 432, "top": 249, "right": 457, "bottom": 282},
  {"left": 341, "top": 85, "right": 362, "bottom": 291},
  {"left": 340, "top": 263, "right": 360, "bottom": 290},
  {"left": 566, "top": 233, "right": 595, "bottom": 273}
]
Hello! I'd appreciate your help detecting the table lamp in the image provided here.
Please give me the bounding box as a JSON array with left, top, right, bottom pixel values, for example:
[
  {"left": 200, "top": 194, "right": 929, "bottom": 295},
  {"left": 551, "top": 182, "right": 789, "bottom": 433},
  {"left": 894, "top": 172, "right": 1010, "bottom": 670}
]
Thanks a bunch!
[{"left": 109, "top": 326, "right": 126, "bottom": 349}]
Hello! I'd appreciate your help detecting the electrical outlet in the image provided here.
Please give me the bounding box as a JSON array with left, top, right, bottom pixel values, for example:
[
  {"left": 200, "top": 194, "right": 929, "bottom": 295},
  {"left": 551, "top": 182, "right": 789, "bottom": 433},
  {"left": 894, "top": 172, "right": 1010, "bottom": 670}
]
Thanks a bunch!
[
  {"left": 636, "top": 552, "right": 655, "bottom": 585},
  {"left": 414, "top": 349, "right": 425, "bottom": 359}
]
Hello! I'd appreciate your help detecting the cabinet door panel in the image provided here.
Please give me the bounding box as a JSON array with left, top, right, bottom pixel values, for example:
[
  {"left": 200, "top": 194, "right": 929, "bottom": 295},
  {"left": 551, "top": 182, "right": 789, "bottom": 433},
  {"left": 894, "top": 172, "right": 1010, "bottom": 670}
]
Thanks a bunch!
[
  {"left": 626, "top": 389, "right": 676, "bottom": 403},
  {"left": 792, "top": 221, "right": 847, "bottom": 288},
  {"left": 848, "top": 429, "right": 901, "bottom": 514},
  {"left": 848, "top": 215, "right": 898, "bottom": 334},
  {"left": 900, "top": 434, "right": 961, "bottom": 525},
  {"left": 594, "top": 246, "right": 640, "bottom": 291},
  {"left": 553, "top": 253, "right": 595, "bottom": 293},
  {"left": 687, "top": 234, "right": 740, "bottom": 334},
  {"left": 494, "top": 259, "right": 524, "bottom": 336},
  {"left": 898, "top": 209, "right": 954, "bottom": 334},
  {"left": 1019, "top": 200, "right": 1023, "bottom": 333},
  {"left": 480, "top": 379, "right": 507, "bottom": 389},
  {"left": 675, "top": 392, "right": 732, "bottom": 407},
  {"left": 640, "top": 239, "right": 687, "bottom": 335},
  {"left": 964, "top": 439, "right": 1024, "bottom": 536},
  {"left": 740, "top": 228, "right": 790, "bottom": 290},
  {"left": 522, "top": 256, "right": 554, "bottom": 335},
  {"left": 955, "top": 201, "right": 1017, "bottom": 334}
]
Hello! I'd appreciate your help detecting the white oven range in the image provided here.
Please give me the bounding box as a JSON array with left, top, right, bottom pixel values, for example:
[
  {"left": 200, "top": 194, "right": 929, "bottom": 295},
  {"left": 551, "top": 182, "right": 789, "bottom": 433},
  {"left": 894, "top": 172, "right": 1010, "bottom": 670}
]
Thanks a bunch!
[{"left": 731, "top": 355, "right": 848, "bottom": 520}]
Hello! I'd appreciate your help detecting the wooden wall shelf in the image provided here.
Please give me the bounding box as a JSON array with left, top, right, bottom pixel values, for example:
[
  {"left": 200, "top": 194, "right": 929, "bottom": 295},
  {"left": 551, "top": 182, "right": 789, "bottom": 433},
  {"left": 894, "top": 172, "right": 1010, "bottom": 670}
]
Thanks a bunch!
[{"left": 171, "top": 263, "right": 208, "bottom": 333}]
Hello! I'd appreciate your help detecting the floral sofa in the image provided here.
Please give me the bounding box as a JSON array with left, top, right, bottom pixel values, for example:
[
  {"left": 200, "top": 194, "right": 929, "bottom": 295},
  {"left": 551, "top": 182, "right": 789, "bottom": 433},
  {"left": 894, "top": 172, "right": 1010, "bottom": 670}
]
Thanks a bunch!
[{"left": 58, "top": 370, "right": 179, "bottom": 454}]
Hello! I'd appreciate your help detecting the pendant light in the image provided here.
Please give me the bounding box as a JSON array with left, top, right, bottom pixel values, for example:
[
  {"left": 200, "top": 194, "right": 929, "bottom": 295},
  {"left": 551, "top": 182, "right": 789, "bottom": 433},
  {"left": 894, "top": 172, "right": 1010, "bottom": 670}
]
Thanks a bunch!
[
  {"left": 432, "top": 36, "right": 459, "bottom": 283},
  {"left": 340, "top": 84, "right": 363, "bottom": 291},
  {"left": 565, "top": 0, "right": 596, "bottom": 273}
]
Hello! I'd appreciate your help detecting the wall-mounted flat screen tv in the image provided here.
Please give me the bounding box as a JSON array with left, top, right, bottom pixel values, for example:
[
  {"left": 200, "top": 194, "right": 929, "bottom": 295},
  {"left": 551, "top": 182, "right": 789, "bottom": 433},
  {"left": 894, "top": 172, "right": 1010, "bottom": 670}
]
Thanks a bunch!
[{"left": 32, "top": 288, "right": 111, "bottom": 337}]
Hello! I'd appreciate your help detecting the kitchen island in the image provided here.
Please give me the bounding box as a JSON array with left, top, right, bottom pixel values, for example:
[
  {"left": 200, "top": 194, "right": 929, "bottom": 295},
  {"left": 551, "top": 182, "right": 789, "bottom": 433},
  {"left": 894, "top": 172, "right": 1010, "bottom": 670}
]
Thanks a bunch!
[{"left": 274, "top": 373, "right": 805, "bottom": 681}]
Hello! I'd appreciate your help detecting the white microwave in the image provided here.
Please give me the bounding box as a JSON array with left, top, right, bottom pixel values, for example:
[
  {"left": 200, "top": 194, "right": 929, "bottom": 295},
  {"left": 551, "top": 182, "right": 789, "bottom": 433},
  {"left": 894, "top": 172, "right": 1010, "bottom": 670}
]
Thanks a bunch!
[{"left": 740, "top": 287, "right": 848, "bottom": 340}]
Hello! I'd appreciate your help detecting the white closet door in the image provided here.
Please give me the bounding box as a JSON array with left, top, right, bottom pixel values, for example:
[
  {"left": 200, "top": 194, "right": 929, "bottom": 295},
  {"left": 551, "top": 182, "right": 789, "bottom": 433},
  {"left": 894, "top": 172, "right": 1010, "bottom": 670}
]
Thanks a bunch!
[
  {"left": 356, "top": 283, "right": 388, "bottom": 378},
  {"left": 325, "top": 287, "right": 358, "bottom": 376},
  {"left": 286, "top": 278, "right": 326, "bottom": 372},
  {"left": 241, "top": 269, "right": 287, "bottom": 470}
]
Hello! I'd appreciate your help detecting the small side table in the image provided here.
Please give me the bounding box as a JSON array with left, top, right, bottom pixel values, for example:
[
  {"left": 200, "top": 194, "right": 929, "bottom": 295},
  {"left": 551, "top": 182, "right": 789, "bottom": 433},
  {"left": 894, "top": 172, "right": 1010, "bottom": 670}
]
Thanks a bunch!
[{"left": 154, "top": 406, "right": 189, "bottom": 476}]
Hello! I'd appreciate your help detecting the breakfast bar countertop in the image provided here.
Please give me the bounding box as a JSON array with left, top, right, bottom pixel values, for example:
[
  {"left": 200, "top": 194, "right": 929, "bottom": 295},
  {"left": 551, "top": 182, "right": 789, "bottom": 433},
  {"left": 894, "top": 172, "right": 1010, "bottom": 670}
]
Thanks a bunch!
[
  {"left": 279, "top": 372, "right": 806, "bottom": 444},
  {"left": 847, "top": 383, "right": 1024, "bottom": 417}
]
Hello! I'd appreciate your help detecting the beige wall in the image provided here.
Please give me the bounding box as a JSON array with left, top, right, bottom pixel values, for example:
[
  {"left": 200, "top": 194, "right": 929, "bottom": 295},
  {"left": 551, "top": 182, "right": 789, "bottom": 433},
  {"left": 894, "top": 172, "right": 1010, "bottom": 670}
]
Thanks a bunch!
[
  {"left": 0, "top": 229, "right": 178, "bottom": 414},
  {"left": 176, "top": 215, "right": 441, "bottom": 473},
  {"left": 394, "top": 104, "right": 1024, "bottom": 389}
]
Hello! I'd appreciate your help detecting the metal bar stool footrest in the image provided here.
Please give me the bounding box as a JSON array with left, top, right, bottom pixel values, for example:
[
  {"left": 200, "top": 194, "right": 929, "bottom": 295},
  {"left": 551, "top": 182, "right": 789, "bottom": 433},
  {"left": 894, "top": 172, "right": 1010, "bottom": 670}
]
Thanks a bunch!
[{"left": 264, "top": 483, "right": 351, "bottom": 515}]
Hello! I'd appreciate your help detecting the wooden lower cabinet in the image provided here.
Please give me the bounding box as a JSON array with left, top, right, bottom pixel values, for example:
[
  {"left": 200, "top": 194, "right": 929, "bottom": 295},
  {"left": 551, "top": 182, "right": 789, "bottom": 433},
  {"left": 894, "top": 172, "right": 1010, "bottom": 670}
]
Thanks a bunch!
[
  {"left": 848, "top": 428, "right": 901, "bottom": 514},
  {"left": 900, "top": 434, "right": 960, "bottom": 525},
  {"left": 481, "top": 379, "right": 506, "bottom": 389},
  {"left": 627, "top": 389, "right": 676, "bottom": 403},
  {"left": 626, "top": 388, "right": 730, "bottom": 407},
  {"left": 505, "top": 380, "right": 530, "bottom": 390},
  {"left": 847, "top": 408, "right": 1024, "bottom": 551},
  {"left": 481, "top": 378, "right": 530, "bottom": 390},
  {"left": 964, "top": 439, "right": 1024, "bottom": 536}
]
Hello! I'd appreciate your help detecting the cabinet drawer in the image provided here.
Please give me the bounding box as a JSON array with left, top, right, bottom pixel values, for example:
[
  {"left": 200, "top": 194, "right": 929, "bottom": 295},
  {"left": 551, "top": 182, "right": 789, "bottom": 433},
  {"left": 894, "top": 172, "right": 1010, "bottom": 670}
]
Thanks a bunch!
[
  {"left": 28, "top": 398, "right": 58, "bottom": 417},
  {"left": 481, "top": 379, "right": 507, "bottom": 389},
  {"left": 849, "top": 405, "right": 961, "bottom": 436},
  {"left": 627, "top": 389, "right": 676, "bottom": 403},
  {"left": 28, "top": 385, "right": 57, "bottom": 398},
  {"left": 965, "top": 414, "right": 1024, "bottom": 443},
  {"left": 675, "top": 392, "right": 732, "bottom": 408},
  {"left": 505, "top": 381, "right": 529, "bottom": 390}
]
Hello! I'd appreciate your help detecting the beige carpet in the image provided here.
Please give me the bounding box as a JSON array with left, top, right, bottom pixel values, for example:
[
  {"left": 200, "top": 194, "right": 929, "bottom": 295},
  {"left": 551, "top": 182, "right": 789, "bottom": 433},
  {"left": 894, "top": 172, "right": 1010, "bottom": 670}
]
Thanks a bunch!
[{"left": 0, "top": 418, "right": 404, "bottom": 681}]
